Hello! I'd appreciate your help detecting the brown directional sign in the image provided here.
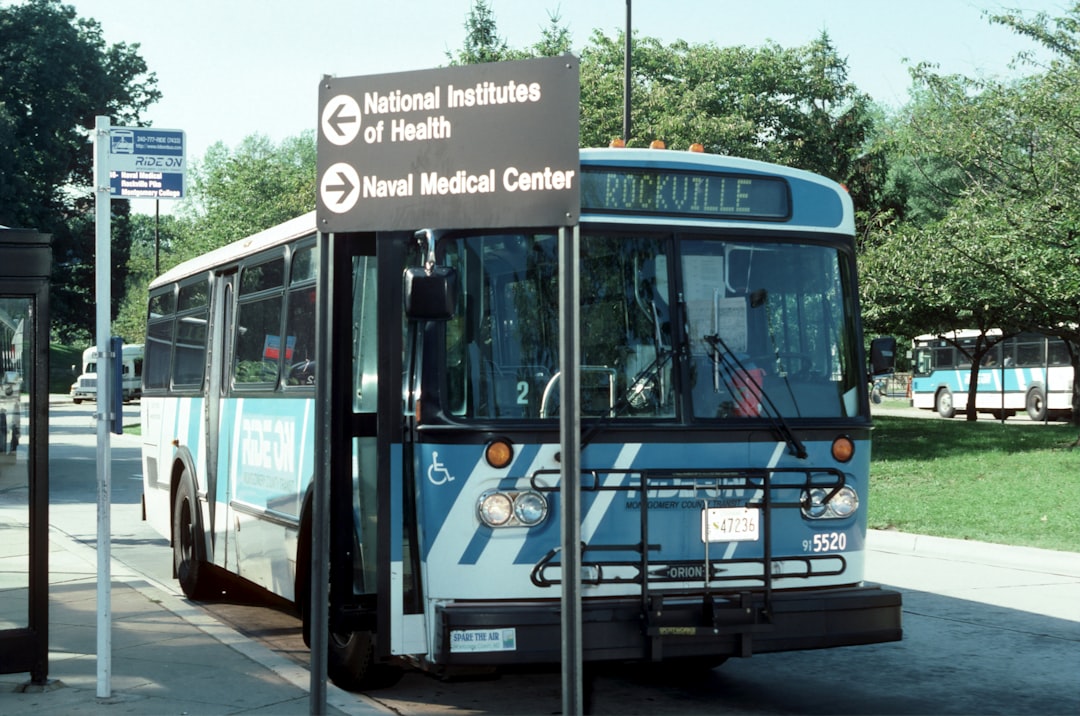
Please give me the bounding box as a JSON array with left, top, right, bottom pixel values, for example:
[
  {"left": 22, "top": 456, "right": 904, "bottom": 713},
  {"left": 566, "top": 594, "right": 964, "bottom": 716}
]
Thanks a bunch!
[{"left": 316, "top": 55, "right": 580, "bottom": 232}]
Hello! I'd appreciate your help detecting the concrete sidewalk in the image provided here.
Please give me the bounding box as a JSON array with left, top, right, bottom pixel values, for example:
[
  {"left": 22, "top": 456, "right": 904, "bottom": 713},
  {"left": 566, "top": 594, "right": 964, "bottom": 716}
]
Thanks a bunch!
[
  {"left": 866, "top": 529, "right": 1080, "bottom": 623},
  {"left": 0, "top": 527, "right": 388, "bottom": 715}
]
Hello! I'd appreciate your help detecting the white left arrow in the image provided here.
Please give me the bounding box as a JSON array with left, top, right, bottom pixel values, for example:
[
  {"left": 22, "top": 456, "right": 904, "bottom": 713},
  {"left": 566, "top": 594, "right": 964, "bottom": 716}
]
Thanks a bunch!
[{"left": 321, "top": 95, "right": 361, "bottom": 146}]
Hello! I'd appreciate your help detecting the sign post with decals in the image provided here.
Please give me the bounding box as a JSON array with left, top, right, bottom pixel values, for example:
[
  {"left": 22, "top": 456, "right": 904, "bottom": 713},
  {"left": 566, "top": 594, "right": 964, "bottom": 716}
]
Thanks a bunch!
[
  {"left": 314, "top": 56, "right": 581, "bottom": 713},
  {"left": 92, "top": 118, "right": 186, "bottom": 699}
]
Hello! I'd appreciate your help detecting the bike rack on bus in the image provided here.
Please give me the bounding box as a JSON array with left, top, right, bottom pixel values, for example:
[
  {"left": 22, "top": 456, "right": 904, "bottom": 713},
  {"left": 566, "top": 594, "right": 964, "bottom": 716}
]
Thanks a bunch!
[{"left": 527, "top": 466, "right": 849, "bottom": 658}]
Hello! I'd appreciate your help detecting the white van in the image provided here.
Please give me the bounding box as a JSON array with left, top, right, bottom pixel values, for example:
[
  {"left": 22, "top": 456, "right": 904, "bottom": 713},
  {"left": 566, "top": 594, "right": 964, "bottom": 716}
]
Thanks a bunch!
[{"left": 70, "top": 343, "right": 144, "bottom": 404}]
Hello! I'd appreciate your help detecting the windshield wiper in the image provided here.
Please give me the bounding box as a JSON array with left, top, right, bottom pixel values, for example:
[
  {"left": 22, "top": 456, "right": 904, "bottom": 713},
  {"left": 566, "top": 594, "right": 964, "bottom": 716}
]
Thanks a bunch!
[{"left": 703, "top": 328, "right": 808, "bottom": 460}]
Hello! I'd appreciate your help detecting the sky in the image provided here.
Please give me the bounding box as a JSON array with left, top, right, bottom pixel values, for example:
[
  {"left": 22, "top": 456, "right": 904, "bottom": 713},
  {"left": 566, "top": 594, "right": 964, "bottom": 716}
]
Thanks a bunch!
[{"left": 57, "top": 0, "right": 1068, "bottom": 213}]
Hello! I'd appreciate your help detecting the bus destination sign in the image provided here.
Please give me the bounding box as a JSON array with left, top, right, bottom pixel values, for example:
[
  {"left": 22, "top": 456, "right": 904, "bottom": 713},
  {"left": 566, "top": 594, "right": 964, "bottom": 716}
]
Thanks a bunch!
[
  {"left": 580, "top": 167, "right": 790, "bottom": 220},
  {"left": 317, "top": 56, "right": 580, "bottom": 232}
]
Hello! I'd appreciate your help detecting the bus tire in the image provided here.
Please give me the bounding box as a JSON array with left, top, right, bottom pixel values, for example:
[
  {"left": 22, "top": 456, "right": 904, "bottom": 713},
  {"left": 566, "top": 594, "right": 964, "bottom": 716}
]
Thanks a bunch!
[
  {"left": 935, "top": 388, "right": 956, "bottom": 418},
  {"left": 1026, "top": 387, "right": 1047, "bottom": 421},
  {"left": 173, "top": 474, "right": 214, "bottom": 599},
  {"left": 328, "top": 629, "right": 403, "bottom": 692}
]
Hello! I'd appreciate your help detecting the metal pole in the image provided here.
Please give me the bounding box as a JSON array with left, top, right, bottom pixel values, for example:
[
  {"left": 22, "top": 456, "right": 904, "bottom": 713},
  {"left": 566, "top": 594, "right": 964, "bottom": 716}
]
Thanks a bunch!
[
  {"left": 154, "top": 200, "right": 160, "bottom": 276},
  {"left": 559, "top": 225, "right": 582, "bottom": 716},
  {"left": 1044, "top": 336, "right": 1050, "bottom": 425},
  {"left": 1000, "top": 357, "right": 1005, "bottom": 424},
  {"left": 310, "top": 230, "right": 332, "bottom": 713},
  {"left": 623, "top": 0, "right": 632, "bottom": 142},
  {"left": 93, "top": 115, "right": 113, "bottom": 699}
]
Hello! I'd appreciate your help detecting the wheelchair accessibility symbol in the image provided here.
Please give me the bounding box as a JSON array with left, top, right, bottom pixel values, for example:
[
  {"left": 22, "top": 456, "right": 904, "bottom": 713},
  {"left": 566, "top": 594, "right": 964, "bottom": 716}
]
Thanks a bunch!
[{"left": 427, "top": 451, "right": 455, "bottom": 485}]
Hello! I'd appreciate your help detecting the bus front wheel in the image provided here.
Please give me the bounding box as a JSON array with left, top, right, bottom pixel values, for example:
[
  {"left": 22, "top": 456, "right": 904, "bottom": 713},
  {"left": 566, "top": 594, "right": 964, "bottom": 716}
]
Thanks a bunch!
[
  {"left": 935, "top": 388, "right": 956, "bottom": 418},
  {"left": 328, "top": 629, "right": 403, "bottom": 691},
  {"left": 1026, "top": 388, "right": 1047, "bottom": 421},
  {"left": 172, "top": 475, "right": 214, "bottom": 599}
]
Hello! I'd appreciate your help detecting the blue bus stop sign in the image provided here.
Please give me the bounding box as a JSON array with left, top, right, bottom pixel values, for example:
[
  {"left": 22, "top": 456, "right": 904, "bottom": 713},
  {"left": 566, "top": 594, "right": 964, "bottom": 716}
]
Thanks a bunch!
[{"left": 108, "top": 127, "right": 186, "bottom": 200}]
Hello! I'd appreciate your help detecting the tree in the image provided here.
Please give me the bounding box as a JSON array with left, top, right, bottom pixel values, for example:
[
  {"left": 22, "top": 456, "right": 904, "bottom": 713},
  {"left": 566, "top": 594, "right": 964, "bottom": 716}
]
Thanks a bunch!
[
  {"left": 177, "top": 132, "right": 317, "bottom": 260},
  {"left": 111, "top": 131, "right": 317, "bottom": 345},
  {"left": 111, "top": 212, "right": 186, "bottom": 343},
  {"left": 578, "top": 31, "right": 884, "bottom": 209},
  {"left": 864, "top": 3, "right": 1080, "bottom": 424},
  {"left": 446, "top": 1, "right": 527, "bottom": 65},
  {"left": 0, "top": 0, "right": 160, "bottom": 340},
  {"left": 531, "top": 10, "right": 572, "bottom": 57}
]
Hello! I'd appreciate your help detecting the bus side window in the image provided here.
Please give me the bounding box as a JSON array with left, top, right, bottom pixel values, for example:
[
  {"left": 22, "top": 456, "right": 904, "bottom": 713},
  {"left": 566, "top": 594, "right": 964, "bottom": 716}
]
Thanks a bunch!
[
  {"left": 144, "top": 318, "right": 173, "bottom": 391},
  {"left": 285, "top": 287, "right": 316, "bottom": 387},
  {"left": 233, "top": 295, "right": 284, "bottom": 385},
  {"left": 173, "top": 278, "right": 210, "bottom": 389},
  {"left": 234, "top": 258, "right": 285, "bottom": 387}
]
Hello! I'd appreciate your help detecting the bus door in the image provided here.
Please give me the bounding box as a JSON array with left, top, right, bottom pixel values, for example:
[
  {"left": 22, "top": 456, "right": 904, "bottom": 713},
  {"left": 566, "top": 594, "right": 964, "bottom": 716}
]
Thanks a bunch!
[
  {"left": 205, "top": 269, "right": 235, "bottom": 562},
  {"left": 330, "top": 233, "right": 425, "bottom": 659}
]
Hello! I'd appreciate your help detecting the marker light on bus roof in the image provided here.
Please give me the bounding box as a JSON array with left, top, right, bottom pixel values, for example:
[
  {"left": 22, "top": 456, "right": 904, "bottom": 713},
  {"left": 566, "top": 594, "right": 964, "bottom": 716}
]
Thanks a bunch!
[
  {"left": 609, "top": 137, "right": 626, "bottom": 147},
  {"left": 688, "top": 143, "right": 705, "bottom": 153},
  {"left": 649, "top": 139, "right": 666, "bottom": 149}
]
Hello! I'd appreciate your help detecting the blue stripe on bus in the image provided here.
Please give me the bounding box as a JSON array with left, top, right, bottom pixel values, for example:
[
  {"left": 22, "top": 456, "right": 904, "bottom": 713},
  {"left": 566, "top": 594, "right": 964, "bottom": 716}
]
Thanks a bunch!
[
  {"left": 458, "top": 528, "right": 490, "bottom": 565},
  {"left": 418, "top": 438, "right": 870, "bottom": 569}
]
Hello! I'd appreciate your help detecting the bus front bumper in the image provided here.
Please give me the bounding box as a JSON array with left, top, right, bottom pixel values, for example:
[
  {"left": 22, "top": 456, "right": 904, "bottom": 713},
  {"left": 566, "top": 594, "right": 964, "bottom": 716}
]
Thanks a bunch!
[{"left": 434, "top": 585, "right": 902, "bottom": 665}]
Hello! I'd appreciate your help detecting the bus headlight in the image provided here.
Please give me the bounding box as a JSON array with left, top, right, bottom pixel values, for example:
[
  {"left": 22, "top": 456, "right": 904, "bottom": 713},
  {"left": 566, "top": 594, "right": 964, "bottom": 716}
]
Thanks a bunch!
[
  {"left": 803, "top": 488, "right": 830, "bottom": 519},
  {"left": 513, "top": 491, "right": 548, "bottom": 526},
  {"left": 477, "top": 489, "right": 549, "bottom": 528},
  {"left": 478, "top": 491, "right": 513, "bottom": 526},
  {"left": 801, "top": 485, "right": 859, "bottom": 519},
  {"left": 829, "top": 487, "right": 859, "bottom": 517}
]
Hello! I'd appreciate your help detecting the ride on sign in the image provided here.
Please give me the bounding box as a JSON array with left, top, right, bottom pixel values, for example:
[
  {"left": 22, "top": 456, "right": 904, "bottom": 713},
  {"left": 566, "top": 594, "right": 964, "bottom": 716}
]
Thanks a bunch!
[{"left": 108, "top": 127, "right": 186, "bottom": 200}]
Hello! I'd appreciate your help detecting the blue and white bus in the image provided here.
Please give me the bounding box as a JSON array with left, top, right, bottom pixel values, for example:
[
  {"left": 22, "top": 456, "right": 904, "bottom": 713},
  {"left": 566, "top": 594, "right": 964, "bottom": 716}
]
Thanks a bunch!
[
  {"left": 911, "top": 329, "right": 1073, "bottom": 420},
  {"left": 141, "top": 146, "right": 901, "bottom": 691}
]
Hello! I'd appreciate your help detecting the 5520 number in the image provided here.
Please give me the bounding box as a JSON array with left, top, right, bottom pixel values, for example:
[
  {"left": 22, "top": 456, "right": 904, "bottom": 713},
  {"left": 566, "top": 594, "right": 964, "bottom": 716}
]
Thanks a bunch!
[{"left": 803, "top": 532, "right": 847, "bottom": 553}]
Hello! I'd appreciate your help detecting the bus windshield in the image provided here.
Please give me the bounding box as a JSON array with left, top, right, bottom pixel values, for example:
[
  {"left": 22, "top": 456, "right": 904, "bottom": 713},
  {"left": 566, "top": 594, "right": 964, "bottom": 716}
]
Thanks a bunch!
[{"left": 442, "top": 231, "right": 860, "bottom": 421}]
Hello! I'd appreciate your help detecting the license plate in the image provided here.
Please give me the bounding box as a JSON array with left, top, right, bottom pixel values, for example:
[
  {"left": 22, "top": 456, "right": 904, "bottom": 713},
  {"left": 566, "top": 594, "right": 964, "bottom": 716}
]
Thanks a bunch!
[{"left": 702, "top": 507, "right": 760, "bottom": 543}]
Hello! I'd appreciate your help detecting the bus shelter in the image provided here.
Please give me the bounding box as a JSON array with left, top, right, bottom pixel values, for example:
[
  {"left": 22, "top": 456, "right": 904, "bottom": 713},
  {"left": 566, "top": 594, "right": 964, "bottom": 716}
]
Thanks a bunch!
[{"left": 0, "top": 228, "right": 51, "bottom": 684}]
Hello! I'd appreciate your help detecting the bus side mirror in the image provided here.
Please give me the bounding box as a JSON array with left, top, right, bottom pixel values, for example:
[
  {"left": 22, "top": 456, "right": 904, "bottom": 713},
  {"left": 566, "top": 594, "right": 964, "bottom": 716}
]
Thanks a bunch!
[
  {"left": 869, "top": 336, "right": 896, "bottom": 377},
  {"left": 403, "top": 266, "right": 457, "bottom": 321}
]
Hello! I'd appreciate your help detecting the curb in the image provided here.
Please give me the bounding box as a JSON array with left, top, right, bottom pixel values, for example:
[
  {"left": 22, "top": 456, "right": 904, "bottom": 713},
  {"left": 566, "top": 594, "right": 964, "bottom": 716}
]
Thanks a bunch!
[{"left": 867, "top": 529, "right": 1080, "bottom": 578}]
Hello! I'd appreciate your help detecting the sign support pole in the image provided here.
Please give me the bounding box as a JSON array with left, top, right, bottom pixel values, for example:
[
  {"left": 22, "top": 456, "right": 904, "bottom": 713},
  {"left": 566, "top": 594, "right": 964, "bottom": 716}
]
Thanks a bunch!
[
  {"left": 310, "top": 231, "right": 332, "bottom": 713},
  {"left": 93, "top": 114, "right": 113, "bottom": 699},
  {"left": 559, "top": 224, "right": 583, "bottom": 716}
]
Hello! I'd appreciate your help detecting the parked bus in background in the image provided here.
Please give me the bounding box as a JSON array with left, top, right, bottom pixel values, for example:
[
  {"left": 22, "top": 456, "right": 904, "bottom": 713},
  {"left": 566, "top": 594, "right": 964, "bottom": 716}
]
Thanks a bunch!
[
  {"left": 911, "top": 330, "right": 1073, "bottom": 420},
  {"left": 70, "top": 343, "right": 144, "bottom": 404},
  {"left": 140, "top": 146, "right": 900, "bottom": 691}
]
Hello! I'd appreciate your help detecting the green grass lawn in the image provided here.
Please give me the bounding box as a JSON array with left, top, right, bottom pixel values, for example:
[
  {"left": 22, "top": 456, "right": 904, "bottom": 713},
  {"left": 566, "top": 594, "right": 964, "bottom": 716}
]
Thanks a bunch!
[
  {"left": 870, "top": 413, "right": 1080, "bottom": 553},
  {"left": 50, "top": 342, "right": 84, "bottom": 394}
]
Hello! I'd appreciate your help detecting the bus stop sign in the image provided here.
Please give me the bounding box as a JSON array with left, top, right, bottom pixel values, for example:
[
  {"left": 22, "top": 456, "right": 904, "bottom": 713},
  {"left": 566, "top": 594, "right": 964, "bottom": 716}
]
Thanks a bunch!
[{"left": 316, "top": 55, "right": 580, "bottom": 232}]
